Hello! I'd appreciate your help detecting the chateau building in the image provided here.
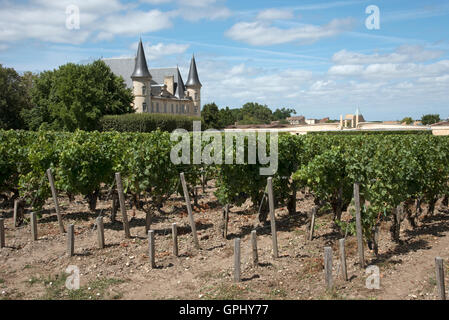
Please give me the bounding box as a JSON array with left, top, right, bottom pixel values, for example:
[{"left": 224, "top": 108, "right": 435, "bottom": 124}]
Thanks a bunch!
[{"left": 103, "top": 39, "right": 202, "bottom": 117}]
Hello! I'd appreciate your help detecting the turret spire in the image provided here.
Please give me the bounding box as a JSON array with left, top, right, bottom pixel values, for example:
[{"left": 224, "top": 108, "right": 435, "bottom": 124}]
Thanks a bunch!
[
  {"left": 131, "top": 39, "right": 151, "bottom": 79},
  {"left": 186, "top": 54, "right": 201, "bottom": 87},
  {"left": 175, "top": 67, "right": 186, "bottom": 99}
]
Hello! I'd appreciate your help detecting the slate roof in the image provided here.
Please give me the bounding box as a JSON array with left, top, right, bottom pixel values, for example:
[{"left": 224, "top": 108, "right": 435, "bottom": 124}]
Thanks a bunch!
[
  {"left": 186, "top": 55, "right": 201, "bottom": 87},
  {"left": 131, "top": 40, "right": 151, "bottom": 79},
  {"left": 174, "top": 68, "right": 186, "bottom": 99},
  {"left": 103, "top": 58, "right": 188, "bottom": 100},
  {"left": 103, "top": 57, "right": 135, "bottom": 88}
]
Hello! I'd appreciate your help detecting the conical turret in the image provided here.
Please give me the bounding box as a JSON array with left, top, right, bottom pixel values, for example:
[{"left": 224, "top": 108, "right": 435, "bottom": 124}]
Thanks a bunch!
[
  {"left": 131, "top": 39, "right": 151, "bottom": 79},
  {"left": 186, "top": 54, "right": 201, "bottom": 87},
  {"left": 175, "top": 67, "right": 186, "bottom": 99}
]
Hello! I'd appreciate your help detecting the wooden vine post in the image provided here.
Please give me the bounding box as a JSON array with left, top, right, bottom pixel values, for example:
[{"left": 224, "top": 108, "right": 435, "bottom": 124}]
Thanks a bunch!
[
  {"left": 47, "top": 168, "right": 65, "bottom": 234},
  {"left": 354, "top": 182, "right": 365, "bottom": 268},
  {"left": 0, "top": 218, "right": 5, "bottom": 248},
  {"left": 234, "top": 238, "right": 241, "bottom": 282},
  {"left": 435, "top": 257, "right": 446, "bottom": 300},
  {"left": 180, "top": 173, "right": 200, "bottom": 249},
  {"left": 251, "top": 230, "right": 258, "bottom": 266},
  {"left": 223, "top": 204, "right": 230, "bottom": 239},
  {"left": 172, "top": 223, "right": 178, "bottom": 257},
  {"left": 339, "top": 238, "right": 348, "bottom": 281},
  {"left": 308, "top": 207, "right": 317, "bottom": 241},
  {"left": 267, "top": 177, "right": 278, "bottom": 258},
  {"left": 96, "top": 216, "right": 105, "bottom": 249},
  {"left": 115, "top": 172, "right": 131, "bottom": 238},
  {"left": 324, "top": 246, "right": 333, "bottom": 290}
]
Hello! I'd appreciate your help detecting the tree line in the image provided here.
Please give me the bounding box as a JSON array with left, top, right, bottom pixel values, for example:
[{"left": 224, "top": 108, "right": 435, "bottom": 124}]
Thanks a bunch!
[{"left": 201, "top": 102, "right": 296, "bottom": 129}]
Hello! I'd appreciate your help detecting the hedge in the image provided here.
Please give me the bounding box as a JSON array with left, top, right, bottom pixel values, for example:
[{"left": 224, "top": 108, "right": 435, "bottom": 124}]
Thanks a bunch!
[{"left": 99, "top": 113, "right": 203, "bottom": 133}]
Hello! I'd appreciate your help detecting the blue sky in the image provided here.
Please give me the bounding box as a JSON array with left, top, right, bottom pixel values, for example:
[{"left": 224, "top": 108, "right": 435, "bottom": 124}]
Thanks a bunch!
[{"left": 0, "top": 0, "right": 448, "bottom": 120}]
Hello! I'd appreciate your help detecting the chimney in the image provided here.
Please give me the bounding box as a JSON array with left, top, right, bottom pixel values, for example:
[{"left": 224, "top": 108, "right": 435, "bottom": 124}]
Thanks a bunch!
[{"left": 164, "top": 76, "right": 174, "bottom": 95}]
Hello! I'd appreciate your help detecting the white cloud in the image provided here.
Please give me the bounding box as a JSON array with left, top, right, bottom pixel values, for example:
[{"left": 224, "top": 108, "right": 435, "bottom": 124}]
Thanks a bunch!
[
  {"left": 144, "top": 42, "right": 190, "bottom": 59},
  {"left": 175, "top": 6, "right": 231, "bottom": 22},
  {"left": 180, "top": 0, "right": 218, "bottom": 7},
  {"left": 256, "top": 8, "right": 294, "bottom": 21},
  {"left": 329, "top": 60, "right": 449, "bottom": 79},
  {"left": 195, "top": 45, "right": 449, "bottom": 120},
  {"left": 225, "top": 18, "right": 354, "bottom": 46},
  {"left": 0, "top": 0, "right": 175, "bottom": 45},
  {"left": 169, "top": 0, "right": 231, "bottom": 21},
  {"left": 332, "top": 45, "right": 444, "bottom": 65},
  {"left": 101, "top": 10, "right": 174, "bottom": 35},
  {"left": 140, "top": 0, "right": 172, "bottom": 4},
  {"left": 0, "top": 0, "right": 233, "bottom": 45}
]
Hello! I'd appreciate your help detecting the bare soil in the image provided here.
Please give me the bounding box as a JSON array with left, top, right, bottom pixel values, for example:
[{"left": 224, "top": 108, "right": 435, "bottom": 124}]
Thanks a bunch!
[{"left": 1, "top": 181, "right": 449, "bottom": 300}]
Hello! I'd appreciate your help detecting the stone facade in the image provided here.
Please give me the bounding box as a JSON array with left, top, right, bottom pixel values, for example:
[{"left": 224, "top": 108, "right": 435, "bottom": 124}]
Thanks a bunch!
[{"left": 104, "top": 39, "right": 202, "bottom": 117}]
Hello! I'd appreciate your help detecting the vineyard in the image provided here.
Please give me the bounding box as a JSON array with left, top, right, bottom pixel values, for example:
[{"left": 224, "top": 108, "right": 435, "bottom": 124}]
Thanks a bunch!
[{"left": 1, "top": 129, "right": 449, "bottom": 300}]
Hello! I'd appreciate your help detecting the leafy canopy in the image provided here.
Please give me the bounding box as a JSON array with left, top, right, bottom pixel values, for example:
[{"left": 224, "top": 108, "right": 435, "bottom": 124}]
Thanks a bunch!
[
  {"left": 0, "top": 64, "right": 31, "bottom": 130},
  {"left": 23, "top": 60, "right": 134, "bottom": 131}
]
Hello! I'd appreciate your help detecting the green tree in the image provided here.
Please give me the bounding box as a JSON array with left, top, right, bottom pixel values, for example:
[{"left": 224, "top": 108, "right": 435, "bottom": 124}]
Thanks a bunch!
[
  {"left": 401, "top": 117, "right": 413, "bottom": 125},
  {"left": 23, "top": 60, "right": 133, "bottom": 131},
  {"left": 0, "top": 64, "right": 30, "bottom": 129},
  {"left": 218, "top": 107, "right": 237, "bottom": 128},
  {"left": 421, "top": 114, "right": 440, "bottom": 125},
  {"left": 272, "top": 107, "right": 296, "bottom": 120},
  {"left": 201, "top": 102, "right": 220, "bottom": 129},
  {"left": 239, "top": 102, "right": 272, "bottom": 124}
]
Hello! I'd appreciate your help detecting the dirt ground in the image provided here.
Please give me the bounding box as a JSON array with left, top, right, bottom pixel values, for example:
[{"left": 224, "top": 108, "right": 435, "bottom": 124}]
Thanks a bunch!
[{"left": 1, "top": 181, "right": 449, "bottom": 300}]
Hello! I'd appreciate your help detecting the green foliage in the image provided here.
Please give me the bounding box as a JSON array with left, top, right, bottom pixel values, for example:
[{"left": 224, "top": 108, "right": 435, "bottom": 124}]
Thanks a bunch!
[
  {"left": 1, "top": 129, "right": 448, "bottom": 243},
  {"left": 293, "top": 145, "right": 352, "bottom": 220},
  {"left": 218, "top": 107, "right": 238, "bottom": 128},
  {"left": 239, "top": 102, "right": 273, "bottom": 124},
  {"left": 272, "top": 107, "right": 296, "bottom": 121},
  {"left": 201, "top": 103, "right": 220, "bottom": 129},
  {"left": 0, "top": 64, "right": 31, "bottom": 130},
  {"left": 401, "top": 117, "right": 413, "bottom": 125},
  {"left": 0, "top": 130, "right": 33, "bottom": 194},
  {"left": 99, "top": 113, "right": 201, "bottom": 133},
  {"left": 56, "top": 131, "right": 113, "bottom": 197},
  {"left": 421, "top": 114, "right": 440, "bottom": 125},
  {"left": 23, "top": 60, "right": 134, "bottom": 131},
  {"left": 215, "top": 133, "right": 303, "bottom": 210},
  {"left": 201, "top": 102, "right": 297, "bottom": 129}
]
